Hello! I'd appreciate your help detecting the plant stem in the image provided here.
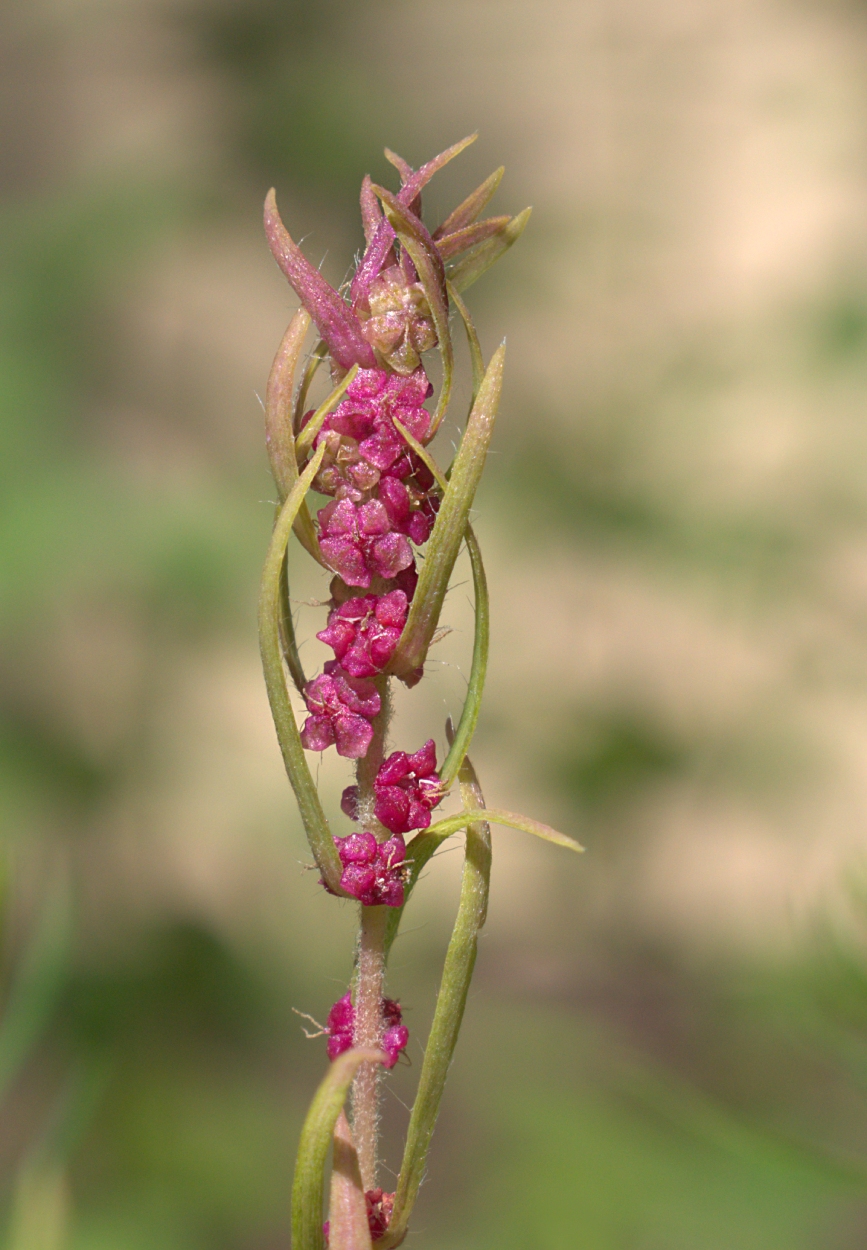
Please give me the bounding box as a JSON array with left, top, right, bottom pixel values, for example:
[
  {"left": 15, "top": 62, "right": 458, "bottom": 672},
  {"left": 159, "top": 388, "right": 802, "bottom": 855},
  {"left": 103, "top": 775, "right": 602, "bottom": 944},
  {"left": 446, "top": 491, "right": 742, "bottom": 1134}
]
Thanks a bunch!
[
  {"left": 352, "top": 904, "right": 387, "bottom": 1191},
  {"left": 351, "top": 673, "right": 392, "bottom": 1190}
]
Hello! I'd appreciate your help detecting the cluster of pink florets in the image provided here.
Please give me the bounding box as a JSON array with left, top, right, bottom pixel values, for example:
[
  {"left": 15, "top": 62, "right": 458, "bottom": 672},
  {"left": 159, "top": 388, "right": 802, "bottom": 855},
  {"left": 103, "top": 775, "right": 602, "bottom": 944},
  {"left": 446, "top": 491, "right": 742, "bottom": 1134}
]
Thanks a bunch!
[
  {"left": 296, "top": 364, "right": 445, "bottom": 906},
  {"left": 309, "top": 367, "right": 438, "bottom": 588},
  {"left": 325, "top": 992, "right": 408, "bottom": 1069}
]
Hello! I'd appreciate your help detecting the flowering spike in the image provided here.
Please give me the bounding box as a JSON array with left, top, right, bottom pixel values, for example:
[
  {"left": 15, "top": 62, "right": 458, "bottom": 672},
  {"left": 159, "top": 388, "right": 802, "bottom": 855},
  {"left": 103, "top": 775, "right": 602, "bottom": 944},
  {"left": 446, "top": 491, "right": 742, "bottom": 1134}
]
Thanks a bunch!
[
  {"left": 351, "top": 134, "right": 477, "bottom": 308},
  {"left": 292, "top": 1048, "right": 386, "bottom": 1250},
  {"left": 389, "top": 344, "right": 505, "bottom": 682},
  {"left": 447, "top": 206, "right": 532, "bottom": 295},
  {"left": 372, "top": 187, "right": 453, "bottom": 438},
  {"left": 264, "top": 189, "right": 377, "bottom": 371},
  {"left": 327, "top": 1111, "right": 374, "bottom": 1250},
  {"left": 435, "top": 215, "right": 511, "bottom": 261},
  {"left": 433, "top": 165, "right": 505, "bottom": 240}
]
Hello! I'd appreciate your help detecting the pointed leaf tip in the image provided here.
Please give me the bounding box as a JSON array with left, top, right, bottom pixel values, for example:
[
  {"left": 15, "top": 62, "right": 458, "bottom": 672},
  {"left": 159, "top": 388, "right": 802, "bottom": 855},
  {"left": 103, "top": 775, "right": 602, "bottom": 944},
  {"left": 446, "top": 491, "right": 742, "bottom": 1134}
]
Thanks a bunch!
[{"left": 264, "top": 190, "right": 376, "bottom": 372}]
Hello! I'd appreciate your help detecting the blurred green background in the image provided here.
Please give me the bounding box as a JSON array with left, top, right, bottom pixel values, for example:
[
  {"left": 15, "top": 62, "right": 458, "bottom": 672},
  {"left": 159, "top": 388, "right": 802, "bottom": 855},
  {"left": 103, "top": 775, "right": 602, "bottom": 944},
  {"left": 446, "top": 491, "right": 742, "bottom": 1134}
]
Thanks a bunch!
[{"left": 5, "top": 0, "right": 867, "bottom": 1245}]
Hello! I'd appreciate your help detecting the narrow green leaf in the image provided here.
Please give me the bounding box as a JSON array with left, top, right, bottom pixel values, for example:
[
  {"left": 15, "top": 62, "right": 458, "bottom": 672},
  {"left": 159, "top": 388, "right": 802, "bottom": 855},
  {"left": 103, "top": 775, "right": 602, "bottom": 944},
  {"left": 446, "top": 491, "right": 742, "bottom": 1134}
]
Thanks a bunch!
[
  {"left": 0, "top": 871, "right": 71, "bottom": 1109},
  {"left": 389, "top": 418, "right": 488, "bottom": 781},
  {"left": 278, "top": 554, "right": 306, "bottom": 695},
  {"left": 265, "top": 310, "right": 322, "bottom": 563},
  {"left": 424, "top": 806, "right": 583, "bottom": 853},
  {"left": 372, "top": 186, "right": 454, "bottom": 439},
  {"left": 433, "top": 166, "right": 504, "bottom": 240},
  {"left": 383, "top": 754, "right": 492, "bottom": 1248},
  {"left": 438, "top": 525, "right": 488, "bottom": 790},
  {"left": 435, "top": 215, "right": 511, "bottom": 261},
  {"left": 295, "top": 364, "right": 360, "bottom": 461},
  {"left": 292, "top": 1049, "right": 385, "bottom": 1250},
  {"left": 294, "top": 340, "right": 329, "bottom": 432},
  {"left": 265, "top": 307, "right": 310, "bottom": 497},
  {"left": 327, "top": 1111, "right": 373, "bottom": 1250},
  {"left": 389, "top": 344, "right": 505, "bottom": 681},
  {"left": 259, "top": 443, "right": 344, "bottom": 892},
  {"left": 391, "top": 418, "right": 447, "bottom": 494},
  {"left": 447, "top": 281, "right": 484, "bottom": 402},
  {"left": 447, "top": 207, "right": 532, "bottom": 295}
]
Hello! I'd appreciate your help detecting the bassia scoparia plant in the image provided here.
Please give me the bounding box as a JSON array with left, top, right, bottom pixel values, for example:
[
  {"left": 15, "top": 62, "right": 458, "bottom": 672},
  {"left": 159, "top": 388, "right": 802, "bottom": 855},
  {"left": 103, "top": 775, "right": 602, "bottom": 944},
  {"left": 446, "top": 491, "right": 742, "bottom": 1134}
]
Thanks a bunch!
[{"left": 258, "top": 135, "right": 582, "bottom": 1250}]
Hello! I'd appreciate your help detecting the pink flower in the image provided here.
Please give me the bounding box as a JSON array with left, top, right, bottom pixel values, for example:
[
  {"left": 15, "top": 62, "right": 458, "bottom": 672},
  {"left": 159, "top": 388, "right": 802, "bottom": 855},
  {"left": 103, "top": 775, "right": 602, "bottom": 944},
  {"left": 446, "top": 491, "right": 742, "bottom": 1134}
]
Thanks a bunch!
[
  {"left": 318, "top": 498, "right": 413, "bottom": 589},
  {"left": 300, "top": 662, "right": 380, "bottom": 758},
  {"left": 334, "top": 830, "right": 406, "bottom": 906},
  {"left": 311, "top": 366, "right": 434, "bottom": 501},
  {"left": 374, "top": 740, "right": 441, "bottom": 834},
  {"left": 317, "top": 590, "right": 408, "bottom": 678},
  {"left": 324, "top": 992, "right": 409, "bottom": 1069}
]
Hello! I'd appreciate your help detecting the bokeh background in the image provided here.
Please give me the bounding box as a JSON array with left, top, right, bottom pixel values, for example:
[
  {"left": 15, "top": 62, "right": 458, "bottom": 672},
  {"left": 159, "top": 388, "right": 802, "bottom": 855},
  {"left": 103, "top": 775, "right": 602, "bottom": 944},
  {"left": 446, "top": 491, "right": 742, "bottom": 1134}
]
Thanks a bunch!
[{"left": 6, "top": 0, "right": 867, "bottom": 1245}]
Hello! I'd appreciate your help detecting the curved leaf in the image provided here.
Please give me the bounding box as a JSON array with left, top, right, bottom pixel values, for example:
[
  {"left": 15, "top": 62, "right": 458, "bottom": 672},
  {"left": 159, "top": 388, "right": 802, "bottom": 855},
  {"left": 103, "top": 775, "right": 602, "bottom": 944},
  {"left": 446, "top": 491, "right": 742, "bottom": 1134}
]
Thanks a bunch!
[
  {"left": 433, "top": 166, "right": 504, "bottom": 240},
  {"left": 438, "top": 525, "right": 488, "bottom": 790},
  {"left": 435, "top": 216, "right": 511, "bottom": 261},
  {"left": 294, "top": 340, "right": 329, "bottom": 433},
  {"left": 327, "top": 1111, "right": 373, "bottom": 1250},
  {"left": 295, "top": 364, "right": 359, "bottom": 461},
  {"left": 351, "top": 135, "right": 477, "bottom": 307},
  {"left": 424, "top": 806, "right": 583, "bottom": 853},
  {"left": 447, "top": 282, "right": 484, "bottom": 403},
  {"left": 258, "top": 443, "right": 344, "bottom": 892},
  {"left": 389, "top": 344, "right": 504, "bottom": 681},
  {"left": 447, "top": 207, "right": 532, "bottom": 294},
  {"left": 383, "top": 754, "right": 491, "bottom": 1247},
  {"left": 265, "top": 309, "right": 323, "bottom": 565},
  {"left": 264, "top": 190, "right": 376, "bottom": 371},
  {"left": 292, "top": 1049, "right": 385, "bottom": 1250}
]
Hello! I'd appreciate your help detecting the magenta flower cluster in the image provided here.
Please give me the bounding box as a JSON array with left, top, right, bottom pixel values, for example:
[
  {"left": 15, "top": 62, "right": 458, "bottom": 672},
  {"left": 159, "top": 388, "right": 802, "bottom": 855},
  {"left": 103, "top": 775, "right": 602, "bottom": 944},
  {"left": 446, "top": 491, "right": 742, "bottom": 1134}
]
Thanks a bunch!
[
  {"left": 342, "top": 739, "right": 440, "bottom": 836},
  {"left": 265, "top": 150, "right": 466, "bottom": 909},
  {"left": 325, "top": 991, "right": 409, "bottom": 1069},
  {"left": 333, "top": 831, "right": 407, "bottom": 907}
]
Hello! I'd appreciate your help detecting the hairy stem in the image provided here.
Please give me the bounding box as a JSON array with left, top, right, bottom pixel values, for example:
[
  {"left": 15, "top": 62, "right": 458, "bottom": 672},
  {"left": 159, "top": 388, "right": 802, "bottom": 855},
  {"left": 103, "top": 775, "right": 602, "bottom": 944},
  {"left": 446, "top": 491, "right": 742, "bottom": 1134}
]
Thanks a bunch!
[
  {"left": 351, "top": 674, "right": 392, "bottom": 1189},
  {"left": 352, "top": 904, "right": 388, "bottom": 1191}
]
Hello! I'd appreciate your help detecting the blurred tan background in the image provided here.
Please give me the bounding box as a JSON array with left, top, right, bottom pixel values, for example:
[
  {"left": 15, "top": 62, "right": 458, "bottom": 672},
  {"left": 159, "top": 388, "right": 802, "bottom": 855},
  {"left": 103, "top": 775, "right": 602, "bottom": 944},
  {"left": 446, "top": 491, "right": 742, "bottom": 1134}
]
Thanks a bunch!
[{"left": 5, "top": 0, "right": 867, "bottom": 1246}]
